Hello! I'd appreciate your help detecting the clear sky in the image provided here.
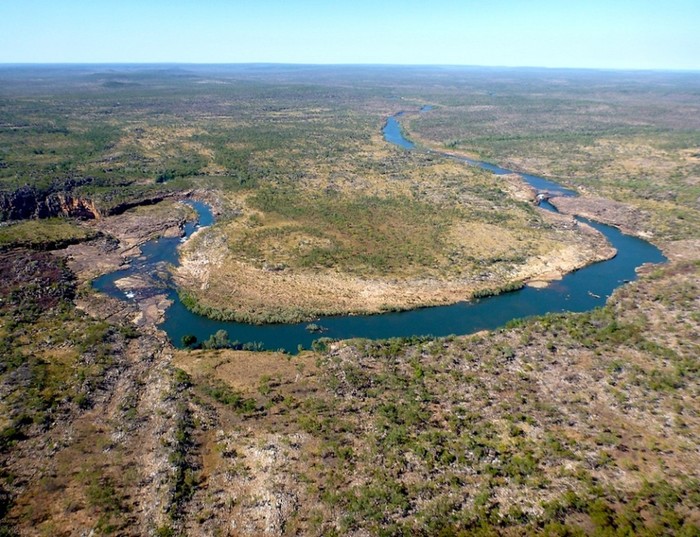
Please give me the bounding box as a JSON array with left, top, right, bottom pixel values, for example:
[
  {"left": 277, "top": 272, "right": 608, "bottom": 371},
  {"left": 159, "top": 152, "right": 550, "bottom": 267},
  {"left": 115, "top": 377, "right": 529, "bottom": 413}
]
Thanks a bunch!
[{"left": 2, "top": 0, "right": 699, "bottom": 70}]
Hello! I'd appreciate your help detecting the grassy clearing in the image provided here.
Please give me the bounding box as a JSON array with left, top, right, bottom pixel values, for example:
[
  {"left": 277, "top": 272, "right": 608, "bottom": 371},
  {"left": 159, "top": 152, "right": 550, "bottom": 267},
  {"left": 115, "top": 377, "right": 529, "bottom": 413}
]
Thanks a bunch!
[
  {"left": 0, "top": 218, "right": 96, "bottom": 250},
  {"left": 237, "top": 188, "right": 453, "bottom": 274}
]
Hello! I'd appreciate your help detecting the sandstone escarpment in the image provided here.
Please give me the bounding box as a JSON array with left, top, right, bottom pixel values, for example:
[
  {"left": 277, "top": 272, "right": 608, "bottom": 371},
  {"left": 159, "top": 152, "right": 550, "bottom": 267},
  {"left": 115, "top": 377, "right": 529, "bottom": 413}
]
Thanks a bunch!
[
  {"left": 0, "top": 178, "right": 100, "bottom": 221},
  {"left": 0, "top": 179, "right": 179, "bottom": 222}
]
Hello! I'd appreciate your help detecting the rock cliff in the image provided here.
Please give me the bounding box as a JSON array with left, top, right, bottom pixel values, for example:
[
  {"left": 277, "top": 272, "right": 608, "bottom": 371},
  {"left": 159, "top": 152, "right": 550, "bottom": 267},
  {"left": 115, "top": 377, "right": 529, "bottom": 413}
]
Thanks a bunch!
[{"left": 0, "top": 178, "right": 100, "bottom": 221}]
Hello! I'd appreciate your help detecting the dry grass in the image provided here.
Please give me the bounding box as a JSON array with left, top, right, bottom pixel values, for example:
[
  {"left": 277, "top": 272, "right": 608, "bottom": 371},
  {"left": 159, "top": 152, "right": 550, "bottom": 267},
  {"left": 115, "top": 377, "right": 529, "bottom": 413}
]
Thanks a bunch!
[
  {"left": 167, "top": 248, "right": 700, "bottom": 536},
  {"left": 173, "top": 349, "right": 317, "bottom": 395},
  {"left": 0, "top": 218, "right": 95, "bottom": 249},
  {"left": 176, "top": 155, "right": 613, "bottom": 323}
]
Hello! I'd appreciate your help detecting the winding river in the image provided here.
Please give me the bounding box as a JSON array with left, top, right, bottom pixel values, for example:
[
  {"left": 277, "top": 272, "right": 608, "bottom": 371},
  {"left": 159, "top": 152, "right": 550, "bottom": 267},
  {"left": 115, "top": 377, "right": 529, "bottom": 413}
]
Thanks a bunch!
[{"left": 93, "top": 111, "right": 666, "bottom": 352}]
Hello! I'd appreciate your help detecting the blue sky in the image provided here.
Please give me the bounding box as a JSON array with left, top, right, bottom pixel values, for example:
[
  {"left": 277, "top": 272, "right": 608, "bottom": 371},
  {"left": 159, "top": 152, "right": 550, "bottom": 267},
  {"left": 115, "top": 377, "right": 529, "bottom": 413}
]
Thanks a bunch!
[{"left": 2, "top": 0, "right": 699, "bottom": 69}]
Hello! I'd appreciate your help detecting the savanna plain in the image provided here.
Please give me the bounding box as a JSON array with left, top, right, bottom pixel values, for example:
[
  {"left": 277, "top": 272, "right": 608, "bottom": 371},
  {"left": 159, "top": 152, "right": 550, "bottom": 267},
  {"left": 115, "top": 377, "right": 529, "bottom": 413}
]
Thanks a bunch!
[{"left": 0, "top": 65, "right": 699, "bottom": 536}]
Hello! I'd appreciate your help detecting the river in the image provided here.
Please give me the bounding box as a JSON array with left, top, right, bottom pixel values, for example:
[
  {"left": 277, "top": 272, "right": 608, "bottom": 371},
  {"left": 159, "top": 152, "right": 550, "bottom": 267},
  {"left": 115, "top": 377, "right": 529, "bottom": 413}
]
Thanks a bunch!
[{"left": 93, "top": 111, "right": 666, "bottom": 352}]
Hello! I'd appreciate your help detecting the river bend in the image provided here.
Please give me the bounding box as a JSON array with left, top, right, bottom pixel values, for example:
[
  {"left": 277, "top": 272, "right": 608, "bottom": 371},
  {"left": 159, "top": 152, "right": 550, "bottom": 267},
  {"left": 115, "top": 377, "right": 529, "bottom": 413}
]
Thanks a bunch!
[{"left": 93, "top": 111, "right": 666, "bottom": 352}]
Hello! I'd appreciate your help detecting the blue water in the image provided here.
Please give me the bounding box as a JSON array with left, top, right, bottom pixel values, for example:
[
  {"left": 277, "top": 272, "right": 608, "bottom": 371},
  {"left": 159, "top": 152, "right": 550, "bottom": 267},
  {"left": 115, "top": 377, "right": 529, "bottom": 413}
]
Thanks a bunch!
[
  {"left": 461, "top": 158, "right": 578, "bottom": 197},
  {"left": 93, "top": 110, "right": 666, "bottom": 353},
  {"left": 383, "top": 115, "right": 415, "bottom": 149},
  {"left": 155, "top": 208, "right": 664, "bottom": 352},
  {"left": 92, "top": 200, "right": 214, "bottom": 302}
]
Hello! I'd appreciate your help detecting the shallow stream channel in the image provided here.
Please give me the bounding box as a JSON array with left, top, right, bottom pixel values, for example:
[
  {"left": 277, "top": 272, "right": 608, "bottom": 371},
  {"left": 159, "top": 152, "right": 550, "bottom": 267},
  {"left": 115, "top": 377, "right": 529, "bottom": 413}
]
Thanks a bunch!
[{"left": 93, "top": 110, "right": 666, "bottom": 352}]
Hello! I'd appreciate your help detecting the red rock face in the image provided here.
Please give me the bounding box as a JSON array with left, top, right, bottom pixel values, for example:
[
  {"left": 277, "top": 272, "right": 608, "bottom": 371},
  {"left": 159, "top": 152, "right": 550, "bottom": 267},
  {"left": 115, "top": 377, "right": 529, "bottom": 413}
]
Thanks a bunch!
[
  {"left": 0, "top": 183, "right": 100, "bottom": 221},
  {"left": 51, "top": 193, "right": 101, "bottom": 220}
]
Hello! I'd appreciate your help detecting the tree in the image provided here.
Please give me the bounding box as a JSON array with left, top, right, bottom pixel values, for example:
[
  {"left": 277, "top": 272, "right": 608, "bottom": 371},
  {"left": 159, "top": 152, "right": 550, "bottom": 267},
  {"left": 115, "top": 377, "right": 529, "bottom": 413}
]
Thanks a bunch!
[
  {"left": 181, "top": 334, "right": 197, "bottom": 349},
  {"left": 202, "top": 329, "right": 235, "bottom": 350}
]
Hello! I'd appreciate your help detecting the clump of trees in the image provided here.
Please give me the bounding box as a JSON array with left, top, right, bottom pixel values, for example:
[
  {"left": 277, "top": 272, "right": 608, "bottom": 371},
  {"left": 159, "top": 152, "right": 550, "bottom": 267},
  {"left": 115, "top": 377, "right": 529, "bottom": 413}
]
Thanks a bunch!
[{"left": 181, "top": 330, "right": 264, "bottom": 351}]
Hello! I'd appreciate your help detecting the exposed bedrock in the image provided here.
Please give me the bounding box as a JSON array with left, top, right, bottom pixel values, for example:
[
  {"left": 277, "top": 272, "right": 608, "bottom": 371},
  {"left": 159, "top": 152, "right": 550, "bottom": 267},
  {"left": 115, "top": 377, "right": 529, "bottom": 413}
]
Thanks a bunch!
[
  {"left": 0, "top": 179, "right": 177, "bottom": 221},
  {"left": 0, "top": 179, "right": 100, "bottom": 220}
]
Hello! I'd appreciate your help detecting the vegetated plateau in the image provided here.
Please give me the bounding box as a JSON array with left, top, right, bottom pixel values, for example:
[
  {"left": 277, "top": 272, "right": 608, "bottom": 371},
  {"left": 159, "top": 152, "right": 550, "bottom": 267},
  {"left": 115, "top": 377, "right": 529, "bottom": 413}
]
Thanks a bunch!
[{"left": 0, "top": 65, "right": 698, "bottom": 536}]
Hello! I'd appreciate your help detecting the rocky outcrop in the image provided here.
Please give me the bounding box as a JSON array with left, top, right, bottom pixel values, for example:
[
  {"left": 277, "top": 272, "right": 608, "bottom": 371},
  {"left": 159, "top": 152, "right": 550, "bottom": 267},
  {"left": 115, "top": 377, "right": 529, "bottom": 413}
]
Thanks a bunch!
[
  {"left": 549, "top": 195, "right": 651, "bottom": 238},
  {"left": 43, "top": 192, "right": 101, "bottom": 219},
  {"left": 0, "top": 178, "right": 100, "bottom": 221},
  {"left": 0, "top": 179, "right": 182, "bottom": 221}
]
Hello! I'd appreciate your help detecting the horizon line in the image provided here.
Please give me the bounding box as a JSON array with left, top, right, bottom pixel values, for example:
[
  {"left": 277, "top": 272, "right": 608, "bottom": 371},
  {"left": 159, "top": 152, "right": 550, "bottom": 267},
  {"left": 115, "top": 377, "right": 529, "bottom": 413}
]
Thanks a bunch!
[{"left": 0, "top": 62, "right": 699, "bottom": 74}]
